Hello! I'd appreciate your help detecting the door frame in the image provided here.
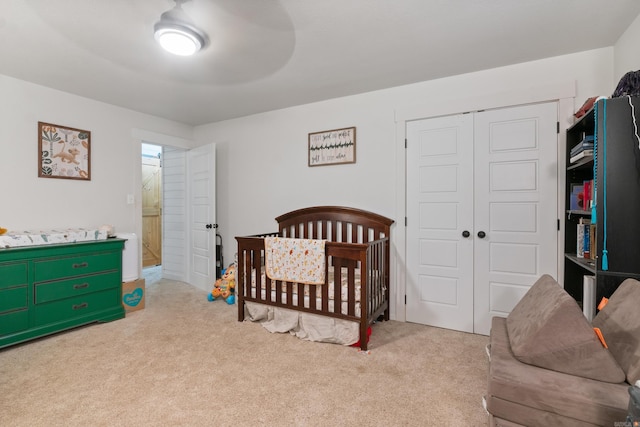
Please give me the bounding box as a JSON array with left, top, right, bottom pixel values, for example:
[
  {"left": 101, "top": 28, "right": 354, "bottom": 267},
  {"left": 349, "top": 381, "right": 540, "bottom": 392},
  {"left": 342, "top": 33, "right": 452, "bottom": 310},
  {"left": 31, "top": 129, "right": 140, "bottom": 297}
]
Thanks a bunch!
[
  {"left": 392, "top": 81, "right": 576, "bottom": 323},
  {"left": 132, "top": 129, "right": 195, "bottom": 282}
]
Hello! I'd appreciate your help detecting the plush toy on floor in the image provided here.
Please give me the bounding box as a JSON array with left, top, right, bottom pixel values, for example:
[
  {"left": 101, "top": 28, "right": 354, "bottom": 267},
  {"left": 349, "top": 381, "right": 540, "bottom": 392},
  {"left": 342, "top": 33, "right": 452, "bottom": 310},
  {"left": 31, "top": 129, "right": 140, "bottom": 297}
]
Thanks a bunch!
[{"left": 208, "top": 264, "right": 236, "bottom": 304}]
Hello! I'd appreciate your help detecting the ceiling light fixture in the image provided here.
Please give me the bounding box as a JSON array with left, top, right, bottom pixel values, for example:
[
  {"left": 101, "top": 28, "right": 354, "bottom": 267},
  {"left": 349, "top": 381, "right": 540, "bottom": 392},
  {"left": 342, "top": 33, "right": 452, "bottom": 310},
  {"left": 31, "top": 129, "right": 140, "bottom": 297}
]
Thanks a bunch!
[{"left": 154, "top": 0, "right": 207, "bottom": 56}]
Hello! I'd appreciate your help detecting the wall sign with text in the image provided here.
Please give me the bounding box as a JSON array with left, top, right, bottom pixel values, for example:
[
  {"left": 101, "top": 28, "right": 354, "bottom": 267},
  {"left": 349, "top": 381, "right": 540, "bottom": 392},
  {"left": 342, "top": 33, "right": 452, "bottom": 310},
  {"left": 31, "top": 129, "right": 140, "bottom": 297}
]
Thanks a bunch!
[{"left": 308, "top": 127, "right": 356, "bottom": 167}]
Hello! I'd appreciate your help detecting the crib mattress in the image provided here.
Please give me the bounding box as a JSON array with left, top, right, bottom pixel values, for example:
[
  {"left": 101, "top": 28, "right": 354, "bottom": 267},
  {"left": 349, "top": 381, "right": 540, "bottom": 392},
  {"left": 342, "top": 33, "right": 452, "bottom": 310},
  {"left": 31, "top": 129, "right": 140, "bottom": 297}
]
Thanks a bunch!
[
  {"left": 250, "top": 287, "right": 362, "bottom": 317},
  {"left": 0, "top": 228, "right": 108, "bottom": 248}
]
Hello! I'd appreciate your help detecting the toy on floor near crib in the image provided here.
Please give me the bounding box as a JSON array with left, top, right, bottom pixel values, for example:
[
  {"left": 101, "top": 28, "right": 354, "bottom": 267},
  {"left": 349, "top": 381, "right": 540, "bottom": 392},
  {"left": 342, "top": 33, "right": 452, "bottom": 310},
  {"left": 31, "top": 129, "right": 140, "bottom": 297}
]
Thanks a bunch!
[{"left": 208, "top": 264, "right": 236, "bottom": 304}]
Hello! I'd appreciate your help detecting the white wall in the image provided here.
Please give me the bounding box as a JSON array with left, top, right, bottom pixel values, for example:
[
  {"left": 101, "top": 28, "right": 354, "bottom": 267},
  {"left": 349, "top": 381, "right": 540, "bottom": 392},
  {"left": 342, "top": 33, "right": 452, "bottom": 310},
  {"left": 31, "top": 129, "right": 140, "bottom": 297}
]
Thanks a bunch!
[
  {"left": 0, "top": 74, "right": 193, "bottom": 235},
  {"left": 614, "top": 13, "right": 640, "bottom": 84},
  {"left": 196, "top": 48, "right": 614, "bottom": 262},
  {"left": 195, "top": 47, "right": 614, "bottom": 320},
  {"left": 0, "top": 40, "right": 628, "bottom": 299}
]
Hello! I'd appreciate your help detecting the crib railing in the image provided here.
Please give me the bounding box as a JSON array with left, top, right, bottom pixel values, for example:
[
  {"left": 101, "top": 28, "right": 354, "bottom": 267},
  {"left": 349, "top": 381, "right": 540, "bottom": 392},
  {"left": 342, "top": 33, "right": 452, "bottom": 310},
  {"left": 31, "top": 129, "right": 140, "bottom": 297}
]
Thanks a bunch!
[{"left": 235, "top": 235, "right": 389, "bottom": 325}]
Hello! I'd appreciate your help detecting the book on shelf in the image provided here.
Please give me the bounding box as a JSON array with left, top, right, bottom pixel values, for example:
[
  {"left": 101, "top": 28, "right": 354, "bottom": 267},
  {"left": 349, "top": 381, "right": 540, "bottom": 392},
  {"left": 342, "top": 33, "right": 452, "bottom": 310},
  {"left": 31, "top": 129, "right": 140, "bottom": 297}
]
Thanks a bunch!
[
  {"left": 570, "top": 138, "right": 594, "bottom": 156},
  {"left": 577, "top": 218, "right": 591, "bottom": 258},
  {"left": 570, "top": 150, "right": 594, "bottom": 164},
  {"left": 570, "top": 184, "right": 584, "bottom": 210},
  {"left": 570, "top": 145, "right": 594, "bottom": 157},
  {"left": 583, "top": 223, "right": 590, "bottom": 258},
  {"left": 583, "top": 180, "right": 593, "bottom": 212}
]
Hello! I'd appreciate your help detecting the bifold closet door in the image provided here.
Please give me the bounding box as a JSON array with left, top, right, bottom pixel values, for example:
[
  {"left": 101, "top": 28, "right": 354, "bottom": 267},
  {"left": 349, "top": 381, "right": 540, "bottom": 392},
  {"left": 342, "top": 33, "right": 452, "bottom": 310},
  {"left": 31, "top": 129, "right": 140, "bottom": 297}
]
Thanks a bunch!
[
  {"left": 472, "top": 102, "right": 558, "bottom": 335},
  {"left": 406, "top": 113, "right": 475, "bottom": 332},
  {"left": 406, "top": 102, "right": 558, "bottom": 335}
]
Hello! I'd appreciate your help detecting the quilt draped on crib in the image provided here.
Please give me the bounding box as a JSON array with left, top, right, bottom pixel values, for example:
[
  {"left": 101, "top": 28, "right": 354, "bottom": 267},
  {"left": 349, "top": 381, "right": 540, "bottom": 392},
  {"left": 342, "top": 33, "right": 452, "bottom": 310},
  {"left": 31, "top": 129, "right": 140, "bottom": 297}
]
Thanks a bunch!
[{"left": 264, "top": 236, "right": 326, "bottom": 285}]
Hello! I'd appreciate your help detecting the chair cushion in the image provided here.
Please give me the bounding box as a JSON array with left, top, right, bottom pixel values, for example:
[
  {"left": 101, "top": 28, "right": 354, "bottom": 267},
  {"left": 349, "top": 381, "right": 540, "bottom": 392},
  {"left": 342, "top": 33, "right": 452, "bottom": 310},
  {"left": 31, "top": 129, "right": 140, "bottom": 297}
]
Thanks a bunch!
[
  {"left": 593, "top": 278, "right": 640, "bottom": 384},
  {"left": 506, "top": 274, "right": 625, "bottom": 383},
  {"left": 487, "top": 317, "right": 628, "bottom": 426}
]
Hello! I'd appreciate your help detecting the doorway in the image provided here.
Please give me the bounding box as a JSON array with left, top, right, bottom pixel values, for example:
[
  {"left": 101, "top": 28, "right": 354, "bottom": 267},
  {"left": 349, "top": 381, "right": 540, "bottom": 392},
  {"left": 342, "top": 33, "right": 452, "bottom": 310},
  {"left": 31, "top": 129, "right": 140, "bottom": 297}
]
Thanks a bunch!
[
  {"left": 135, "top": 137, "right": 217, "bottom": 291},
  {"left": 141, "top": 143, "right": 163, "bottom": 270}
]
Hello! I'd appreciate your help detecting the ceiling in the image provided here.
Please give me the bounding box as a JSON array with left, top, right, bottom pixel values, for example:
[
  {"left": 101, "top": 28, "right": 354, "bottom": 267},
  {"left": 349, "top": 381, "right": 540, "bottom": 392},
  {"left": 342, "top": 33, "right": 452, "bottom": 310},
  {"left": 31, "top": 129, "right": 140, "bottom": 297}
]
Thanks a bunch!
[{"left": 2, "top": 0, "right": 639, "bottom": 126}]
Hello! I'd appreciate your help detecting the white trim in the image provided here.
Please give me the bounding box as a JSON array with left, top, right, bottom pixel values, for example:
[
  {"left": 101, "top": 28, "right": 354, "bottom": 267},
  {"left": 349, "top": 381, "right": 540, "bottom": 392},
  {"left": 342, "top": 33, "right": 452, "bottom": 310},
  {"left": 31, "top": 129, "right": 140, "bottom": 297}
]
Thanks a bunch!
[
  {"left": 392, "top": 81, "right": 576, "bottom": 323},
  {"left": 556, "top": 97, "right": 575, "bottom": 286},
  {"left": 132, "top": 128, "right": 194, "bottom": 149}
]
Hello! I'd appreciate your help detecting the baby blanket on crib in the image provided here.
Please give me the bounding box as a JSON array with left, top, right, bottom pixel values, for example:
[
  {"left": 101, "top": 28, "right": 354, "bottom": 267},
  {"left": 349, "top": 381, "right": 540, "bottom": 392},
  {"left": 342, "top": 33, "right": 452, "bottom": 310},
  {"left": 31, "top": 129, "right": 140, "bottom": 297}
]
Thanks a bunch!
[{"left": 264, "top": 237, "right": 326, "bottom": 285}]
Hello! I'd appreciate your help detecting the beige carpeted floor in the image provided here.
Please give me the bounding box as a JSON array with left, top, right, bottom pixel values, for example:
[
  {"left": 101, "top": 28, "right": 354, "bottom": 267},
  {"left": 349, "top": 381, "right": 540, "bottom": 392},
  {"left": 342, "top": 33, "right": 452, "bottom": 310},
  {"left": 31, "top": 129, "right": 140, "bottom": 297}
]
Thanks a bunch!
[{"left": 0, "top": 271, "right": 490, "bottom": 427}]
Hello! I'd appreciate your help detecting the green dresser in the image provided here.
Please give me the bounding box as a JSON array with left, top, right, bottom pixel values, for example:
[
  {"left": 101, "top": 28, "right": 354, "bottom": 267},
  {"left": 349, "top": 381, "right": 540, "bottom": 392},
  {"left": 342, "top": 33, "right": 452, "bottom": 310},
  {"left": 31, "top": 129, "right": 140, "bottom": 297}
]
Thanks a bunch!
[{"left": 0, "top": 239, "right": 126, "bottom": 348}]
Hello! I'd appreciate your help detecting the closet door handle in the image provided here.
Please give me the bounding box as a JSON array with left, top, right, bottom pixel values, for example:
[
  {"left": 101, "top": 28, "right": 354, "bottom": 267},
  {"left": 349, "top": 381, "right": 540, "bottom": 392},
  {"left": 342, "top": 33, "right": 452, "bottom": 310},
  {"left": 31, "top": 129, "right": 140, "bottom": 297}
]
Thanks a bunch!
[
  {"left": 462, "top": 230, "right": 470, "bottom": 238},
  {"left": 477, "top": 231, "right": 486, "bottom": 239}
]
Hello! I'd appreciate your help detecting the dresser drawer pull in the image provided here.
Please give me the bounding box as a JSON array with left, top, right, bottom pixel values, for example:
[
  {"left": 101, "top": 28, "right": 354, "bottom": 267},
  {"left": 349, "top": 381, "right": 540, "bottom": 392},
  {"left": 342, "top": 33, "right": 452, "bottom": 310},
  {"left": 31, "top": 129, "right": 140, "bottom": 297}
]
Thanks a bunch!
[
  {"left": 72, "top": 262, "right": 89, "bottom": 269},
  {"left": 72, "top": 303, "right": 88, "bottom": 310},
  {"left": 73, "top": 283, "right": 90, "bottom": 290}
]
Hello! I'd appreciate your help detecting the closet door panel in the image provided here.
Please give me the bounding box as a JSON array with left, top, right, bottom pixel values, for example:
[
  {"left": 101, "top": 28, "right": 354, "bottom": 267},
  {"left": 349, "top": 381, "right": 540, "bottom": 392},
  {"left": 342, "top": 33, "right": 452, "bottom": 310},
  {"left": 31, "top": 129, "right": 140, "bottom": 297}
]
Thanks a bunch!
[
  {"left": 406, "top": 114, "right": 474, "bottom": 333},
  {"left": 473, "top": 102, "right": 558, "bottom": 335}
]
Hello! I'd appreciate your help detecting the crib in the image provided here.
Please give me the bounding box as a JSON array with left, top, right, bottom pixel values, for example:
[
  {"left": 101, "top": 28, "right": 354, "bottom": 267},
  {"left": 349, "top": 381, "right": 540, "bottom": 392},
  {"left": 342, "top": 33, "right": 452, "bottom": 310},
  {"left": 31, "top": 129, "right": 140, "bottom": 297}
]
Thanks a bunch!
[{"left": 236, "top": 206, "right": 394, "bottom": 351}]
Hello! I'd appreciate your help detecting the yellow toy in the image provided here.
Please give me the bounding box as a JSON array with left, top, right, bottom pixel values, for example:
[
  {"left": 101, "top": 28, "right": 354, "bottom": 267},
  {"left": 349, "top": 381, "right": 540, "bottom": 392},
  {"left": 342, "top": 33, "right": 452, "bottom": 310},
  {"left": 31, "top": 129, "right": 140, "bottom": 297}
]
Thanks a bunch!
[
  {"left": 0, "top": 228, "right": 6, "bottom": 235},
  {"left": 208, "top": 265, "right": 236, "bottom": 304}
]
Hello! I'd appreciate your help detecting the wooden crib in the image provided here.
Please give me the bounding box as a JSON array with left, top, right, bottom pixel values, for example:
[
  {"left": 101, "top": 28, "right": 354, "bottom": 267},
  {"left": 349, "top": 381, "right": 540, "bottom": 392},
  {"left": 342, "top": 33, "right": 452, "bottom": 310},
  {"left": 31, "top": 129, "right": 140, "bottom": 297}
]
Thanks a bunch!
[{"left": 236, "top": 206, "right": 394, "bottom": 351}]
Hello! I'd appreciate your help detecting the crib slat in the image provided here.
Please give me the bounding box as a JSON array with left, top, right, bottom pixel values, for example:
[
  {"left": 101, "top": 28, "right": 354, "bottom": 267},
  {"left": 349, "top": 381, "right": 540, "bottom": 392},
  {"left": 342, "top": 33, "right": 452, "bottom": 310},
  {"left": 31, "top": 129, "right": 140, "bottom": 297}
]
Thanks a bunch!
[
  {"left": 321, "top": 272, "right": 329, "bottom": 312},
  {"left": 348, "top": 260, "right": 356, "bottom": 317},
  {"left": 333, "top": 259, "right": 342, "bottom": 314}
]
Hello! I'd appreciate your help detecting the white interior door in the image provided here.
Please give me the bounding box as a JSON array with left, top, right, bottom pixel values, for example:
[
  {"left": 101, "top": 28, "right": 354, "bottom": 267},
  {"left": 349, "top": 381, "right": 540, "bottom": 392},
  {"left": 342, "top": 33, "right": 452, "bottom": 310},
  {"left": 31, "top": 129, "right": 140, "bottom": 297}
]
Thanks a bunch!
[
  {"left": 473, "top": 102, "right": 558, "bottom": 335},
  {"left": 162, "top": 146, "right": 187, "bottom": 281},
  {"left": 406, "top": 102, "right": 558, "bottom": 334},
  {"left": 406, "top": 114, "right": 475, "bottom": 332},
  {"left": 188, "top": 143, "right": 216, "bottom": 292}
]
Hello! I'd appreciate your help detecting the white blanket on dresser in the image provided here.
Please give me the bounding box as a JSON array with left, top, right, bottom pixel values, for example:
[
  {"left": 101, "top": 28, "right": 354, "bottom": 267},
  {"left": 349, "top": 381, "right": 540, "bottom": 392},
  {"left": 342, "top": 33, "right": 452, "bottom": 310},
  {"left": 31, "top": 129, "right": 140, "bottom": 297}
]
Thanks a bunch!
[{"left": 0, "top": 228, "right": 107, "bottom": 248}]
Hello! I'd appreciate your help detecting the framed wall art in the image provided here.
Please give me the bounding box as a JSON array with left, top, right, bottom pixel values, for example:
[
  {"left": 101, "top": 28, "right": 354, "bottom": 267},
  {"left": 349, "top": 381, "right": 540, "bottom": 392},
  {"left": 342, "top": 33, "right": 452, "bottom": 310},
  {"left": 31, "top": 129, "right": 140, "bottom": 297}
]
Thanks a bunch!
[
  {"left": 38, "top": 122, "right": 91, "bottom": 180},
  {"left": 308, "top": 126, "right": 356, "bottom": 167}
]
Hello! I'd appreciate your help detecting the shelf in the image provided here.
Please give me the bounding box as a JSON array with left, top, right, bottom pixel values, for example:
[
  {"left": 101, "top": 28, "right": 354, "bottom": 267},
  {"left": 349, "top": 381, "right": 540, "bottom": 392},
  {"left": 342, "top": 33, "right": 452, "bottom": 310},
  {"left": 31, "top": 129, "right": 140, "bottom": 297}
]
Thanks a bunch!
[
  {"left": 563, "top": 96, "right": 640, "bottom": 303},
  {"left": 567, "top": 105, "right": 595, "bottom": 134},
  {"left": 567, "top": 156, "right": 593, "bottom": 170},
  {"left": 566, "top": 209, "right": 591, "bottom": 217},
  {"left": 565, "top": 253, "right": 596, "bottom": 273}
]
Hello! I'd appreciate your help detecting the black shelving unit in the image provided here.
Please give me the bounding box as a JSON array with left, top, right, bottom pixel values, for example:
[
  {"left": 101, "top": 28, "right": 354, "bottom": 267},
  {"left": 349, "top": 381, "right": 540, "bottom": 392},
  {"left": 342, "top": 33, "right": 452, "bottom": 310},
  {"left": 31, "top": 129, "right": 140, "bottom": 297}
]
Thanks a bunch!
[{"left": 563, "top": 95, "right": 640, "bottom": 307}]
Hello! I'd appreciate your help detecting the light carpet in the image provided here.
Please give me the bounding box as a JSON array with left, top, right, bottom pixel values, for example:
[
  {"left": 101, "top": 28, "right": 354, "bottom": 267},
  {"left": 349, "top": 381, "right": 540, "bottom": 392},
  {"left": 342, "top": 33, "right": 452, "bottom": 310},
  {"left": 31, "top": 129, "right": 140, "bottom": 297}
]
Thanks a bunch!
[{"left": 0, "top": 277, "right": 490, "bottom": 426}]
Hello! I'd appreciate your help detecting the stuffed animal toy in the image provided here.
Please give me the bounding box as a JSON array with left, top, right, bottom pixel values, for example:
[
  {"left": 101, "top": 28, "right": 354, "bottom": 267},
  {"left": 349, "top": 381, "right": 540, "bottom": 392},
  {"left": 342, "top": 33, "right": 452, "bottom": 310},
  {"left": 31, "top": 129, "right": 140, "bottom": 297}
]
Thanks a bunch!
[
  {"left": 207, "top": 264, "right": 236, "bottom": 304},
  {"left": 0, "top": 227, "right": 6, "bottom": 236}
]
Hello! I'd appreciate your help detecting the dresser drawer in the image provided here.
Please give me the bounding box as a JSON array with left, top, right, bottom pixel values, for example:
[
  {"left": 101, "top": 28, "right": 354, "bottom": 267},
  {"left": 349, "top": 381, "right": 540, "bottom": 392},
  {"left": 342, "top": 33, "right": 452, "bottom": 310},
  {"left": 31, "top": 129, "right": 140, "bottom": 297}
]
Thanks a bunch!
[
  {"left": 33, "top": 251, "right": 120, "bottom": 282},
  {"left": 0, "top": 309, "right": 29, "bottom": 336},
  {"left": 0, "top": 286, "right": 28, "bottom": 312},
  {"left": 33, "top": 288, "right": 120, "bottom": 325},
  {"left": 35, "top": 271, "right": 121, "bottom": 304},
  {"left": 0, "top": 262, "right": 28, "bottom": 289}
]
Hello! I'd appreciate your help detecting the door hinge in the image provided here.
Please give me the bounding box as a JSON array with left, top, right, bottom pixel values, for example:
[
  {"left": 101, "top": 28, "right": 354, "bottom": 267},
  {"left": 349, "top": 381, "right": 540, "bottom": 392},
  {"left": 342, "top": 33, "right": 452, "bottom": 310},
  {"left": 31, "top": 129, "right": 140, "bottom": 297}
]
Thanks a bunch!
[
  {"left": 405, "top": 138, "right": 407, "bottom": 148},
  {"left": 405, "top": 217, "right": 407, "bottom": 226},
  {"left": 557, "top": 219, "right": 560, "bottom": 231},
  {"left": 557, "top": 121, "right": 560, "bottom": 134},
  {"left": 404, "top": 295, "right": 407, "bottom": 304}
]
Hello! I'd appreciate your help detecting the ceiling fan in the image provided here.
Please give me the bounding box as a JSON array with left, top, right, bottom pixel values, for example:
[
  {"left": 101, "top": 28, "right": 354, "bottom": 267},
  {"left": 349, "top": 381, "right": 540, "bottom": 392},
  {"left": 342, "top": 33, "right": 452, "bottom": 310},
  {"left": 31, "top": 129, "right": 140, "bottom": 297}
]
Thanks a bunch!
[{"left": 154, "top": 0, "right": 208, "bottom": 56}]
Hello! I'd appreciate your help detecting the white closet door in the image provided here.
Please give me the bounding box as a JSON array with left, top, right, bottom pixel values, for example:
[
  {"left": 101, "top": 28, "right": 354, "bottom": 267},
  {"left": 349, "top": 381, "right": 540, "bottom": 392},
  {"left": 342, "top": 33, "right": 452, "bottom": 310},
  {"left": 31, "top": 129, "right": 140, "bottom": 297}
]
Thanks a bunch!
[
  {"left": 406, "top": 114, "right": 475, "bottom": 332},
  {"left": 406, "top": 102, "right": 558, "bottom": 334},
  {"left": 473, "top": 102, "right": 558, "bottom": 335}
]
